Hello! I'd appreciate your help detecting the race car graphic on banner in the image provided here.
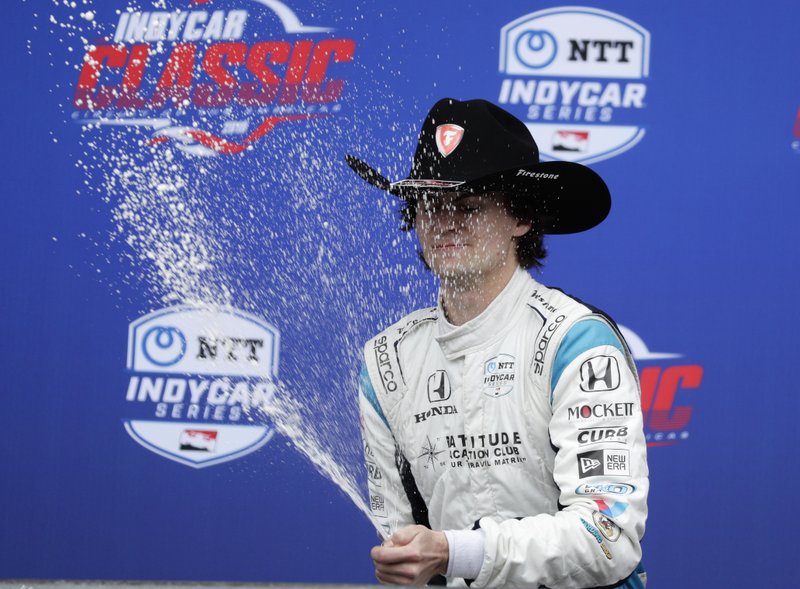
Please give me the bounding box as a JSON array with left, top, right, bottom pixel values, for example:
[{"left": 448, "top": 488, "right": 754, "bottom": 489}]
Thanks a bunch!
[
  {"left": 124, "top": 306, "right": 280, "bottom": 467},
  {"left": 498, "top": 6, "right": 650, "bottom": 164},
  {"left": 72, "top": 0, "right": 356, "bottom": 156}
]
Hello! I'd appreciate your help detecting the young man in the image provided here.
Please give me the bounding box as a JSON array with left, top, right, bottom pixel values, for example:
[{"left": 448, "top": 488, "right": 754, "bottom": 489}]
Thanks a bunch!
[{"left": 347, "top": 99, "right": 648, "bottom": 588}]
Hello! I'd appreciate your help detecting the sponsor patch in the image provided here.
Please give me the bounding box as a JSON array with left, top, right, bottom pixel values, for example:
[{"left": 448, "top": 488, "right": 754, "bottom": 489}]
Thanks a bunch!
[
  {"left": 593, "top": 511, "right": 621, "bottom": 542},
  {"left": 577, "top": 449, "right": 630, "bottom": 478},
  {"left": 568, "top": 402, "right": 635, "bottom": 421},
  {"left": 483, "top": 354, "right": 516, "bottom": 397},
  {"left": 575, "top": 482, "right": 636, "bottom": 496},
  {"left": 418, "top": 436, "right": 446, "bottom": 470},
  {"left": 579, "top": 517, "right": 613, "bottom": 559},
  {"left": 580, "top": 356, "right": 620, "bottom": 392},
  {"left": 427, "top": 370, "right": 452, "bottom": 402},
  {"left": 578, "top": 426, "right": 628, "bottom": 446}
]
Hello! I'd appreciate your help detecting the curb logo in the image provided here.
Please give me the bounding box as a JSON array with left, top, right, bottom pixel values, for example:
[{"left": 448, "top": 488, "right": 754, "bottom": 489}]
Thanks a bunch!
[{"left": 498, "top": 7, "right": 650, "bottom": 164}]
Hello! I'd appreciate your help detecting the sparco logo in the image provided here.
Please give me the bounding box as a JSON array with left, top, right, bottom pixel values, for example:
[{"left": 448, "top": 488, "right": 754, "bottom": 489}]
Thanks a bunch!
[
  {"left": 124, "top": 306, "right": 279, "bottom": 468},
  {"left": 72, "top": 1, "right": 356, "bottom": 156},
  {"left": 373, "top": 336, "right": 398, "bottom": 393},
  {"left": 498, "top": 7, "right": 650, "bottom": 164},
  {"left": 568, "top": 402, "right": 634, "bottom": 420},
  {"left": 533, "top": 314, "right": 566, "bottom": 375}
]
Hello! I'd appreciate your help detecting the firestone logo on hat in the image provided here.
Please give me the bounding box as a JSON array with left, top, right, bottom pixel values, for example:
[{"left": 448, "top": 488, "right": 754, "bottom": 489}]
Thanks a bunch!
[
  {"left": 497, "top": 6, "right": 650, "bottom": 164},
  {"left": 435, "top": 124, "right": 465, "bottom": 157}
]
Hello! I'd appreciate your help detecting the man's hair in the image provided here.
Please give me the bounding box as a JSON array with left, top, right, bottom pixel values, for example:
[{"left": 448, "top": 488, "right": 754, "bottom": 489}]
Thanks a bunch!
[{"left": 399, "top": 192, "right": 548, "bottom": 270}]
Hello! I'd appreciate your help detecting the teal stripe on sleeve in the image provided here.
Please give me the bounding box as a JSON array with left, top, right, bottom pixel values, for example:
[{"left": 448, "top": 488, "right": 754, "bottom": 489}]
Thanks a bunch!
[
  {"left": 550, "top": 319, "right": 623, "bottom": 399},
  {"left": 360, "top": 362, "right": 389, "bottom": 428}
]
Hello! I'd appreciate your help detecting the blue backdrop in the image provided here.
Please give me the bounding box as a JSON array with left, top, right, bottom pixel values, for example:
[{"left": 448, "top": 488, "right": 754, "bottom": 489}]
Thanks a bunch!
[{"left": 2, "top": 0, "right": 799, "bottom": 586}]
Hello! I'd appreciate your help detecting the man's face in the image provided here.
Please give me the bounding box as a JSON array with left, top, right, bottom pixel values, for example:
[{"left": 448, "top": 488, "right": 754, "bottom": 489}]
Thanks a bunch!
[{"left": 415, "top": 192, "right": 531, "bottom": 282}]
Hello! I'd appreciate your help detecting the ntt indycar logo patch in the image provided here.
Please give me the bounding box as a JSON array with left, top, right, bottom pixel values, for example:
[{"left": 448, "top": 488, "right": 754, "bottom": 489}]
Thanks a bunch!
[
  {"left": 498, "top": 6, "right": 650, "bottom": 164},
  {"left": 123, "top": 306, "right": 280, "bottom": 468},
  {"left": 72, "top": 1, "right": 355, "bottom": 156}
]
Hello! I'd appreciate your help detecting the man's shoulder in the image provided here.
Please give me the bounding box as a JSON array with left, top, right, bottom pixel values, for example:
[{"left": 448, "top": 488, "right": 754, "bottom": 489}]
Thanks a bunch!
[
  {"left": 365, "top": 306, "right": 438, "bottom": 347},
  {"left": 524, "top": 280, "right": 595, "bottom": 322}
]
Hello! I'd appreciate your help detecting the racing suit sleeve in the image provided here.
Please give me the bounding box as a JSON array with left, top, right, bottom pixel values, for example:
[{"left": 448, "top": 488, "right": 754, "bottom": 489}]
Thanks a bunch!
[
  {"left": 358, "top": 361, "right": 416, "bottom": 539},
  {"left": 470, "top": 318, "right": 649, "bottom": 589}
]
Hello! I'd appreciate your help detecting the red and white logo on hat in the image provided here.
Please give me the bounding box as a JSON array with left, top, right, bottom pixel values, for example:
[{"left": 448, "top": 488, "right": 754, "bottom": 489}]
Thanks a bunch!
[{"left": 435, "top": 124, "right": 465, "bottom": 157}]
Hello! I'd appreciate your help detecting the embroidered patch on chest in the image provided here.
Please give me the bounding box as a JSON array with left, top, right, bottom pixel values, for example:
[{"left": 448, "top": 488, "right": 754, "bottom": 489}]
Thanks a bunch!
[{"left": 482, "top": 353, "right": 516, "bottom": 397}]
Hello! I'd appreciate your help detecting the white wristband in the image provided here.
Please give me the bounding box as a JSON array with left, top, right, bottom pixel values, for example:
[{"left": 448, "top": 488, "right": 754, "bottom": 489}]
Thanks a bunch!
[{"left": 444, "top": 528, "right": 485, "bottom": 580}]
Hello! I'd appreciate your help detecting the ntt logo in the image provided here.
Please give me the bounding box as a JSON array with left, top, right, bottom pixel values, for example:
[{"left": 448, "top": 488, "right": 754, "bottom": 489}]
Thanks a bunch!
[{"left": 498, "top": 6, "right": 651, "bottom": 164}]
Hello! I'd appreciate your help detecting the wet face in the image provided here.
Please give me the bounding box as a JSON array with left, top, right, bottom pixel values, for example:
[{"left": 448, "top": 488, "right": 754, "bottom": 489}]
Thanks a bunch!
[{"left": 415, "top": 192, "right": 531, "bottom": 283}]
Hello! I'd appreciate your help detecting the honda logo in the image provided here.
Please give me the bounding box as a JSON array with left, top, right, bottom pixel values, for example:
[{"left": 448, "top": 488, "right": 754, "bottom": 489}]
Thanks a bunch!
[
  {"left": 580, "top": 355, "right": 620, "bottom": 392},
  {"left": 427, "top": 370, "right": 452, "bottom": 402}
]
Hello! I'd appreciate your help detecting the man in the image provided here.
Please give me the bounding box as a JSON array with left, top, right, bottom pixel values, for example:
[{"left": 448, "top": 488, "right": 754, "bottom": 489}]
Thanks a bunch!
[{"left": 347, "top": 98, "right": 648, "bottom": 588}]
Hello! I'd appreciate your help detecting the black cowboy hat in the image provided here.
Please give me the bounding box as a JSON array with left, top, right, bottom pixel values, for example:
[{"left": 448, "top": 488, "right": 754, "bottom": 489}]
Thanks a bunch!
[{"left": 346, "top": 98, "right": 611, "bottom": 234}]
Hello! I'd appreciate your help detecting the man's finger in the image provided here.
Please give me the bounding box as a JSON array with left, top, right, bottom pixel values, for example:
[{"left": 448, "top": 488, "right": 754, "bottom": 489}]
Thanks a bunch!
[
  {"left": 371, "top": 544, "right": 420, "bottom": 565},
  {"left": 390, "top": 524, "right": 423, "bottom": 546}
]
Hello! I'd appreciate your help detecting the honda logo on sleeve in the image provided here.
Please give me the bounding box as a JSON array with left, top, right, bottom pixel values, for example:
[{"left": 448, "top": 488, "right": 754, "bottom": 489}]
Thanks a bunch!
[{"left": 580, "top": 356, "right": 620, "bottom": 392}]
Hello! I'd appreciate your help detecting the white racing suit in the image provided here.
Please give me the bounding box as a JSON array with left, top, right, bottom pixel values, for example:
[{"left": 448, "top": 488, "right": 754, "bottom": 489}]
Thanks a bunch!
[{"left": 359, "top": 268, "right": 648, "bottom": 588}]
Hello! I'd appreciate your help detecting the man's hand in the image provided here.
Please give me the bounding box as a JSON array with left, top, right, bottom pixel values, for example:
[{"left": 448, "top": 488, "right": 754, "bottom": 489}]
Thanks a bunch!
[{"left": 371, "top": 525, "right": 449, "bottom": 585}]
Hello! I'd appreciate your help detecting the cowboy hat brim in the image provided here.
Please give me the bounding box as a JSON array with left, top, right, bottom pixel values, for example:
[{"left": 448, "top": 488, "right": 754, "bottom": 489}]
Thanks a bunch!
[{"left": 346, "top": 155, "right": 610, "bottom": 235}]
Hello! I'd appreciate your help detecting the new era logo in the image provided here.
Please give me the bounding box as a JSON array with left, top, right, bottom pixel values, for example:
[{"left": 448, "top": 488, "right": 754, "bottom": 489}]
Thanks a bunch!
[
  {"left": 578, "top": 449, "right": 631, "bottom": 478},
  {"left": 580, "top": 457, "right": 602, "bottom": 474},
  {"left": 580, "top": 356, "right": 620, "bottom": 392}
]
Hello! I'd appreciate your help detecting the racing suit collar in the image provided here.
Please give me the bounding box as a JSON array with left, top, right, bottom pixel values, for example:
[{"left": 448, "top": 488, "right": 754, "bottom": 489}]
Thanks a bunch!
[{"left": 436, "top": 266, "right": 534, "bottom": 360}]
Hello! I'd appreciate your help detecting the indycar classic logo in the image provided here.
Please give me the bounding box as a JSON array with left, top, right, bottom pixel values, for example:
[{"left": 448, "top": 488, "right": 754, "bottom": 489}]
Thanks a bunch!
[
  {"left": 498, "top": 6, "right": 650, "bottom": 164},
  {"left": 72, "top": 0, "right": 355, "bottom": 156},
  {"left": 124, "top": 306, "right": 280, "bottom": 467},
  {"left": 618, "top": 325, "right": 703, "bottom": 448}
]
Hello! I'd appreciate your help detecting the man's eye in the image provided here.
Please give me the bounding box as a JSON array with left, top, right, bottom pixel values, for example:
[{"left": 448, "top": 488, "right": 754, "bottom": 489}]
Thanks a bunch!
[{"left": 461, "top": 206, "right": 480, "bottom": 214}]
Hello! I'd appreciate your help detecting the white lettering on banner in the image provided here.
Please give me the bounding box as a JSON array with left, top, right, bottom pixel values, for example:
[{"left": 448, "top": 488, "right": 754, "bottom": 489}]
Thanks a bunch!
[
  {"left": 113, "top": 10, "right": 248, "bottom": 43},
  {"left": 497, "top": 7, "right": 650, "bottom": 163},
  {"left": 123, "top": 306, "right": 280, "bottom": 468}
]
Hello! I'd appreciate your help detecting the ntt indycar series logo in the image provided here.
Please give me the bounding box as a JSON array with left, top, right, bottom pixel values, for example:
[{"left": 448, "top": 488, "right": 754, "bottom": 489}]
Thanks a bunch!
[
  {"left": 72, "top": 0, "right": 355, "bottom": 156},
  {"left": 124, "top": 306, "right": 279, "bottom": 467},
  {"left": 498, "top": 6, "right": 650, "bottom": 164}
]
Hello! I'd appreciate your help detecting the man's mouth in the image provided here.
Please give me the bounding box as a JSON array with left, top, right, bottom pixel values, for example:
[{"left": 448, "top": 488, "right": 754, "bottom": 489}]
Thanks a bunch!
[{"left": 434, "top": 243, "right": 467, "bottom": 251}]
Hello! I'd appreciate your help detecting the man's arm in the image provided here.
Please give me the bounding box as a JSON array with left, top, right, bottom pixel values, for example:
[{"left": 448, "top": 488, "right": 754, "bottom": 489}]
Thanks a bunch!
[
  {"left": 358, "top": 361, "right": 417, "bottom": 540},
  {"left": 457, "top": 317, "right": 649, "bottom": 588}
]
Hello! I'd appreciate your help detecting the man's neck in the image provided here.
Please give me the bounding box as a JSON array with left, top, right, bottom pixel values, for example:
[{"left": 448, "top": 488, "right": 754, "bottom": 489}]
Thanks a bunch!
[{"left": 439, "top": 262, "right": 520, "bottom": 326}]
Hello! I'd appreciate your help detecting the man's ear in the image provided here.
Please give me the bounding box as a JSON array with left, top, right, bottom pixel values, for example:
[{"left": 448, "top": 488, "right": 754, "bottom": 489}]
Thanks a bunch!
[{"left": 513, "top": 219, "right": 533, "bottom": 238}]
